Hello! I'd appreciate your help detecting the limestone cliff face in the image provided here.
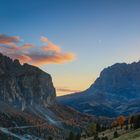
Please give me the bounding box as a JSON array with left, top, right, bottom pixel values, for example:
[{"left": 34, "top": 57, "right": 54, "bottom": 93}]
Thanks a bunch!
[
  {"left": 89, "top": 62, "right": 140, "bottom": 99},
  {"left": 0, "top": 53, "right": 56, "bottom": 110}
]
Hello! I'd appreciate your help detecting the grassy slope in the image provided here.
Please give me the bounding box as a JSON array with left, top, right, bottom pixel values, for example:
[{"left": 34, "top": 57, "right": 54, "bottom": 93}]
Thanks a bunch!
[{"left": 113, "top": 129, "right": 140, "bottom": 140}]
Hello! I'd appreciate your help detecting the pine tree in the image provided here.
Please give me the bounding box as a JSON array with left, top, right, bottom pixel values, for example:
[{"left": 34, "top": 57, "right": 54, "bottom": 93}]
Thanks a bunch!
[
  {"left": 96, "top": 123, "right": 101, "bottom": 132},
  {"left": 133, "top": 115, "right": 140, "bottom": 129},
  {"left": 75, "top": 133, "right": 80, "bottom": 140},
  {"left": 113, "top": 131, "right": 118, "bottom": 138},
  {"left": 68, "top": 131, "right": 75, "bottom": 140}
]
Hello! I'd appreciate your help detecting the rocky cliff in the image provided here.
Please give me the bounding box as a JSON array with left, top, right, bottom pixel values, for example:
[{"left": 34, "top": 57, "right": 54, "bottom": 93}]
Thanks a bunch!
[
  {"left": 0, "top": 53, "right": 56, "bottom": 110},
  {"left": 89, "top": 62, "right": 140, "bottom": 100},
  {"left": 0, "top": 53, "right": 91, "bottom": 140},
  {"left": 58, "top": 61, "right": 140, "bottom": 117}
]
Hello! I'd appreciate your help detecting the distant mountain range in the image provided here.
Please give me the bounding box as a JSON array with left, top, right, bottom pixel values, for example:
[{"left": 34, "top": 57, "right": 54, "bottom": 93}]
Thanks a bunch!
[{"left": 57, "top": 61, "right": 140, "bottom": 117}]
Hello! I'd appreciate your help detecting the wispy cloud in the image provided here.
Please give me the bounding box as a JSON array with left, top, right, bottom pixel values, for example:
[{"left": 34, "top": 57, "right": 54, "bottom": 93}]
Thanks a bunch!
[
  {"left": 0, "top": 34, "right": 20, "bottom": 44},
  {"left": 40, "top": 36, "right": 49, "bottom": 43},
  {"left": 57, "top": 88, "right": 81, "bottom": 93},
  {"left": 0, "top": 34, "right": 75, "bottom": 66}
]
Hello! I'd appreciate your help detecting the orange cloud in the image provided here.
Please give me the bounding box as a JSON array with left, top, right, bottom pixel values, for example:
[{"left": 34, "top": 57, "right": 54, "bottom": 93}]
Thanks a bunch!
[
  {"left": 41, "top": 36, "right": 61, "bottom": 53},
  {"left": 30, "top": 52, "right": 75, "bottom": 66},
  {"left": 0, "top": 34, "right": 75, "bottom": 66},
  {"left": 22, "top": 43, "right": 33, "bottom": 49},
  {"left": 0, "top": 34, "right": 20, "bottom": 44},
  {"left": 40, "top": 36, "right": 49, "bottom": 43},
  {"left": 16, "top": 54, "right": 32, "bottom": 64},
  {"left": 42, "top": 42, "right": 61, "bottom": 53}
]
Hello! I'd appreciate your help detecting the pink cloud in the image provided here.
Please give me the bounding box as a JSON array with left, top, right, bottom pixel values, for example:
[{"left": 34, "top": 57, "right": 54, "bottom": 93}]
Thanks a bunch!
[
  {"left": 22, "top": 43, "right": 33, "bottom": 49},
  {"left": 40, "top": 36, "right": 49, "bottom": 43},
  {"left": 16, "top": 54, "right": 32, "bottom": 64},
  {"left": 42, "top": 42, "right": 61, "bottom": 53},
  {"left": 0, "top": 34, "right": 75, "bottom": 66},
  {"left": 0, "top": 34, "right": 20, "bottom": 44},
  {"left": 57, "top": 88, "right": 81, "bottom": 93},
  {"left": 29, "top": 52, "right": 75, "bottom": 66}
]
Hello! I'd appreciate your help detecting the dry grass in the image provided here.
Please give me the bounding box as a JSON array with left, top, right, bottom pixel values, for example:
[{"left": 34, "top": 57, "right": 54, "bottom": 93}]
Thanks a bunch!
[{"left": 113, "top": 128, "right": 140, "bottom": 140}]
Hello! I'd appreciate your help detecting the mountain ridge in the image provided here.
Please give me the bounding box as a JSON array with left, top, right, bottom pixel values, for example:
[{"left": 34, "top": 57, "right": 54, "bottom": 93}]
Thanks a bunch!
[
  {"left": 57, "top": 61, "right": 140, "bottom": 117},
  {"left": 0, "top": 53, "right": 56, "bottom": 110}
]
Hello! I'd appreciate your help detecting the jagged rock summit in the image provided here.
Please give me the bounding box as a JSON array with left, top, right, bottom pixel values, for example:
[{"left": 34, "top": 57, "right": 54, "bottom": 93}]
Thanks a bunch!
[
  {"left": 89, "top": 62, "right": 140, "bottom": 99},
  {"left": 58, "top": 61, "right": 140, "bottom": 117},
  {"left": 0, "top": 53, "right": 56, "bottom": 110}
]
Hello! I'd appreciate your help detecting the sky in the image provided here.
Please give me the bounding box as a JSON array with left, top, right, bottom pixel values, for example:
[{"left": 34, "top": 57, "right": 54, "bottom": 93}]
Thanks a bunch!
[{"left": 0, "top": 0, "right": 140, "bottom": 96}]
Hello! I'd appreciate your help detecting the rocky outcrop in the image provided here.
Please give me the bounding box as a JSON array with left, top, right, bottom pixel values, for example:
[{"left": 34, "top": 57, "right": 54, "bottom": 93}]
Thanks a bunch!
[
  {"left": 58, "top": 61, "right": 140, "bottom": 117},
  {"left": 89, "top": 62, "right": 140, "bottom": 100},
  {"left": 0, "top": 53, "right": 56, "bottom": 110}
]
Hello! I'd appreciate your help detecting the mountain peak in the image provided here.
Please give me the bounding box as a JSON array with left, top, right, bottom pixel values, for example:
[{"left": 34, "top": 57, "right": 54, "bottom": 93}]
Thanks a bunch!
[
  {"left": 58, "top": 60, "right": 140, "bottom": 117},
  {"left": 0, "top": 53, "right": 56, "bottom": 110},
  {"left": 91, "top": 61, "right": 140, "bottom": 99}
]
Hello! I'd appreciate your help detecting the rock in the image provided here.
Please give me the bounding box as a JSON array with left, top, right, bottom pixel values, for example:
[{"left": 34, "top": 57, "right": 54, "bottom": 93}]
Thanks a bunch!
[
  {"left": 90, "top": 62, "right": 140, "bottom": 99},
  {"left": 57, "top": 61, "right": 140, "bottom": 117},
  {"left": 0, "top": 53, "right": 56, "bottom": 110}
]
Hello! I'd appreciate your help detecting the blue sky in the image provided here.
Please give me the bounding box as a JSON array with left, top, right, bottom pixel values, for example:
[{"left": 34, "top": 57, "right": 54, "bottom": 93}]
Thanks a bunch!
[{"left": 0, "top": 0, "right": 140, "bottom": 95}]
